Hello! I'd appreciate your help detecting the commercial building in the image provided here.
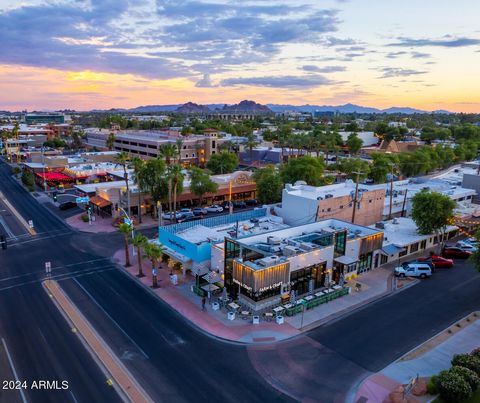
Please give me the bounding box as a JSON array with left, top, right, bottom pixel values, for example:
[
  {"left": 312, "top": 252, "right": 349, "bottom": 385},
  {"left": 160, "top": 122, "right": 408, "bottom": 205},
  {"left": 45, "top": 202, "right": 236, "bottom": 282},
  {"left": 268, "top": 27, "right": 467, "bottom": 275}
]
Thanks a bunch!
[
  {"left": 217, "top": 219, "right": 383, "bottom": 311},
  {"left": 276, "top": 181, "right": 385, "bottom": 227},
  {"left": 372, "top": 217, "right": 458, "bottom": 266},
  {"left": 86, "top": 129, "right": 223, "bottom": 166},
  {"left": 23, "top": 113, "right": 65, "bottom": 124}
]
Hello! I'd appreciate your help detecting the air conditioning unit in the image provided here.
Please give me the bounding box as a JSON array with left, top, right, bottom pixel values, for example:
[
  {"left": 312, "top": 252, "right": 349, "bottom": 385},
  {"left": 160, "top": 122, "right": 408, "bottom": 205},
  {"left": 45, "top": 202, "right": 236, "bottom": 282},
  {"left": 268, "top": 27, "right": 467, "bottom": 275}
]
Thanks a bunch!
[
  {"left": 267, "top": 236, "right": 281, "bottom": 245},
  {"left": 283, "top": 246, "right": 298, "bottom": 256},
  {"left": 325, "top": 194, "right": 334, "bottom": 199},
  {"left": 299, "top": 243, "right": 314, "bottom": 251},
  {"left": 392, "top": 218, "right": 399, "bottom": 224},
  {"left": 375, "top": 222, "right": 385, "bottom": 229}
]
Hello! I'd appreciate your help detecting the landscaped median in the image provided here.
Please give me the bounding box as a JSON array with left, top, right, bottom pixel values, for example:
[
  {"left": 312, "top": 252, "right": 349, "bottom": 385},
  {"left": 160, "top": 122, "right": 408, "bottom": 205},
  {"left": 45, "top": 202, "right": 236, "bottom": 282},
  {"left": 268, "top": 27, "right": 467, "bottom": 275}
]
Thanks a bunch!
[{"left": 43, "top": 279, "right": 153, "bottom": 403}]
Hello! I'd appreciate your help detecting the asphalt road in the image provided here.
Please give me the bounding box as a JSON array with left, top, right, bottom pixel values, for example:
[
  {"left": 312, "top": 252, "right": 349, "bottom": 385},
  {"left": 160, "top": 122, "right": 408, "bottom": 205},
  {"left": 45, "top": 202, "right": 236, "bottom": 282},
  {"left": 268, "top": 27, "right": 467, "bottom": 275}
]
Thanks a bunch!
[{"left": 0, "top": 158, "right": 479, "bottom": 403}]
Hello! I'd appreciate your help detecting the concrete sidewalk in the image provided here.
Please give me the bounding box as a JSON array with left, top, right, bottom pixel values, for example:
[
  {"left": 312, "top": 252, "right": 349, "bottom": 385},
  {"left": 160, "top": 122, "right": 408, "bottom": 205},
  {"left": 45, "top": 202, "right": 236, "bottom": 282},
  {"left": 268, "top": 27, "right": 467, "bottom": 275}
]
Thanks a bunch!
[
  {"left": 352, "top": 313, "right": 480, "bottom": 403},
  {"left": 113, "top": 247, "right": 414, "bottom": 343},
  {"left": 67, "top": 212, "right": 158, "bottom": 233}
]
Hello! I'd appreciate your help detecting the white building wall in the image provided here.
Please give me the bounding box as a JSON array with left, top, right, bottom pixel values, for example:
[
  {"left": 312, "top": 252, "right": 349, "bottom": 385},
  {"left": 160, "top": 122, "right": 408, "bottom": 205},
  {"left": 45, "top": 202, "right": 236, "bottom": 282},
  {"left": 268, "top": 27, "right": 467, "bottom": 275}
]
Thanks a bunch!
[
  {"left": 276, "top": 189, "right": 319, "bottom": 226},
  {"left": 211, "top": 245, "right": 225, "bottom": 273},
  {"left": 288, "top": 246, "right": 334, "bottom": 271}
]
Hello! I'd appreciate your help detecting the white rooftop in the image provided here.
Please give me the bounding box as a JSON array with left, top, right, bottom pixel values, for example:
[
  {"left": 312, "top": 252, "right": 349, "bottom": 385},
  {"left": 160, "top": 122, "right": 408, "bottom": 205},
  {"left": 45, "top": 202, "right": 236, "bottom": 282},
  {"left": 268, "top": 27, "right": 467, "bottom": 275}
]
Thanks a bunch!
[{"left": 284, "top": 180, "right": 363, "bottom": 200}]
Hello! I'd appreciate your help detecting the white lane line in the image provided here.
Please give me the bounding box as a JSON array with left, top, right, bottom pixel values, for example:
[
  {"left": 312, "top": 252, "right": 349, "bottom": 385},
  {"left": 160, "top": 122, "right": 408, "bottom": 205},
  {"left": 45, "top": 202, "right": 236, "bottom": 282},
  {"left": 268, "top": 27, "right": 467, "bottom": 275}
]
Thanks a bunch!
[
  {"left": 0, "top": 214, "right": 17, "bottom": 240},
  {"left": 72, "top": 277, "right": 149, "bottom": 359},
  {"left": 69, "top": 391, "right": 79, "bottom": 403},
  {"left": 1, "top": 337, "right": 28, "bottom": 403}
]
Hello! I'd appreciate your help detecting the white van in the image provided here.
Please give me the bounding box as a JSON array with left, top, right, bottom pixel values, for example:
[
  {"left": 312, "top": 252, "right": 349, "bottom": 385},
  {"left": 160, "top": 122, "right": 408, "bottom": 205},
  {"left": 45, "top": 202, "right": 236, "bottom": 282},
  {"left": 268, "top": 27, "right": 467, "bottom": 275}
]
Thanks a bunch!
[{"left": 394, "top": 262, "right": 432, "bottom": 278}]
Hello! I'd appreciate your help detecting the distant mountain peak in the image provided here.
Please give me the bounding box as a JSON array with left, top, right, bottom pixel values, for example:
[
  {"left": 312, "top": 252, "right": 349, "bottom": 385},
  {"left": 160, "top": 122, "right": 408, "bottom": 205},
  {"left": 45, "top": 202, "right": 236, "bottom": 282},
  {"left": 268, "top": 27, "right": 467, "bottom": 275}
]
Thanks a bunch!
[
  {"left": 218, "top": 100, "right": 272, "bottom": 112},
  {"left": 176, "top": 102, "right": 211, "bottom": 113}
]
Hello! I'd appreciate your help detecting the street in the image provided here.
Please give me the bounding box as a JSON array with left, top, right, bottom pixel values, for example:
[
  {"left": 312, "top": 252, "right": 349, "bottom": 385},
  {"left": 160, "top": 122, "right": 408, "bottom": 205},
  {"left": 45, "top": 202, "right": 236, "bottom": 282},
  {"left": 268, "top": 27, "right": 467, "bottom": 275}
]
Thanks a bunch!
[{"left": 0, "top": 158, "right": 479, "bottom": 403}]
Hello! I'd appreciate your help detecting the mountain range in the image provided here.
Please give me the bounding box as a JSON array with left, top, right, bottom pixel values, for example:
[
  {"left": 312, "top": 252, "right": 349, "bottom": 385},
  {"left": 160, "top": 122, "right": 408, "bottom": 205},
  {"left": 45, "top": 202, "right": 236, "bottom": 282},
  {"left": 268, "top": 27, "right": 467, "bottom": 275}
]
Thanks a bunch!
[{"left": 93, "top": 101, "right": 453, "bottom": 115}]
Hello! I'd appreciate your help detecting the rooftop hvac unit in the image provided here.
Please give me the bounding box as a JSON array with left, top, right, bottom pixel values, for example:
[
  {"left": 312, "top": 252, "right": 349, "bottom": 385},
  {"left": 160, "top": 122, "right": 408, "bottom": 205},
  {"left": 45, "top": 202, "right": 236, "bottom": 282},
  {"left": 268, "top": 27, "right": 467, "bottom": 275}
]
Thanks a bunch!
[
  {"left": 392, "top": 218, "right": 399, "bottom": 224},
  {"left": 299, "top": 243, "right": 314, "bottom": 251},
  {"left": 257, "top": 256, "right": 278, "bottom": 267},
  {"left": 325, "top": 194, "right": 334, "bottom": 199},
  {"left": 267, "top": 236, "right": 281, "bottom": 245},
  {"left": 282, "top": 246, "right": 298, "bottom": 256},
  {"left": 375, "top": 222, "right": 385, "bottom": 229}
]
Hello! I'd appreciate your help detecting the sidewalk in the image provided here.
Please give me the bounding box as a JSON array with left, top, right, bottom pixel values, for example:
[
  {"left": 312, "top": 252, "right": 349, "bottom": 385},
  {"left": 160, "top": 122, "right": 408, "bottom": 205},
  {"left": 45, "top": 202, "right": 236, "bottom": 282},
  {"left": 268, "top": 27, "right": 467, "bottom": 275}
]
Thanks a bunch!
[
  {"left": 352, "top": 313, "right": 480, "bottom": 403},
  {"left": 113, "top": 248, "right": 415, "bottom": 343},
  {"left": 67, "top": 213, "right": 158, "bottom": 233}
]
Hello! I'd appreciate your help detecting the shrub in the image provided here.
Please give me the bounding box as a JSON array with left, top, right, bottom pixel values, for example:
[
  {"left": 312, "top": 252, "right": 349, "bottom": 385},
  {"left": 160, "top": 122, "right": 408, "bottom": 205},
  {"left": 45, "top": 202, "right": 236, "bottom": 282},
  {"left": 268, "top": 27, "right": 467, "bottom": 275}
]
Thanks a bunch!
[
  {"left": 426, "top": 376, "right": 438, "bottom": 395},
  {"left": 21, "top": 170, "right": 35, "bottom": 191},
  {"left": 80, "top": 214, "right": 89, "bottom": 223},
  {"left": 12, "top": 167, "right": 21, "bottom": 175},
  {"left": 450, "top": 366, "right": 480, "bottom": 390},
  {"left": 437, "top": 370, "right": 472, "bottom": 402},
  {"left": 471, "top": 348, "right": 480, "bottom": 359},
  {"left": 452, "top": 354, "right": 480, "bottom": 375}
]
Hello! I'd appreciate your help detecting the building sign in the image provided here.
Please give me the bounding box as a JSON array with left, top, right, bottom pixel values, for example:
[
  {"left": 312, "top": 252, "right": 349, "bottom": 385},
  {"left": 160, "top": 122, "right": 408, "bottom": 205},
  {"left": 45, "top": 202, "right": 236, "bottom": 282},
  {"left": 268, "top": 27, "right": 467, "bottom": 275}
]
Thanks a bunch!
[
  {"left": 167, "top": 238, "right": 186, "bottom": 251},
  {"left": 233, "top": 173, "right": 255, "bottom": 185},
  {"left": 233, "top": 279, "right": 253, "bottom": 292},
  {"left": 259, "top": 282, "right": 282, "bottom": 293}
]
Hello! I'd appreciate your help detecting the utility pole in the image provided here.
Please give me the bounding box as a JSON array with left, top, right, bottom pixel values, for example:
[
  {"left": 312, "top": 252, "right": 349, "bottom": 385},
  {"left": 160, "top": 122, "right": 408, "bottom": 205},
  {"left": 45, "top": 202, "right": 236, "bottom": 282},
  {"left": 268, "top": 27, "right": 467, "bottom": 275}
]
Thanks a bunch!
[
  {"left": 351, "top": 171, "right": 362, "bottom": 224},
  {"left": 401, "top": 189, "right": 408, "bottom": 217},
  {"left": 388, "top": 163, "right": 395, "bottom": 220}
]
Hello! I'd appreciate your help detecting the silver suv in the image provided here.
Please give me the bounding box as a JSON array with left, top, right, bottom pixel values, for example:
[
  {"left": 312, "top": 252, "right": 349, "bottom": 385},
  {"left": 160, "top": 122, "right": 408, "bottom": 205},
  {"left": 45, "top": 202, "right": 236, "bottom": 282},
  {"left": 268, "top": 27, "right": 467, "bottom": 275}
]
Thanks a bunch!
[{"left": 394, "top": 262, "right": 432, "bottom": 279}]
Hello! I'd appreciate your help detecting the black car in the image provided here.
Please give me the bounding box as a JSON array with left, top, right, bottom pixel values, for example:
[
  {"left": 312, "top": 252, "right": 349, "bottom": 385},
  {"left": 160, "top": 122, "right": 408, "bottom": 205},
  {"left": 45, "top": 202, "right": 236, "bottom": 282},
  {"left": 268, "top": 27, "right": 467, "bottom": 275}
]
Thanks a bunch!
[
  {"left": 59, "top": 201, "right": 77, "bottom": 210},
  {"left": 233, "top": 201, "right": 247, "bottom": 208},
  {"left": 245, "top": 199, "right": 257, "bottom": 206},
  {"left": 220, "top": 200, "right": 231, "bottom": 209}
]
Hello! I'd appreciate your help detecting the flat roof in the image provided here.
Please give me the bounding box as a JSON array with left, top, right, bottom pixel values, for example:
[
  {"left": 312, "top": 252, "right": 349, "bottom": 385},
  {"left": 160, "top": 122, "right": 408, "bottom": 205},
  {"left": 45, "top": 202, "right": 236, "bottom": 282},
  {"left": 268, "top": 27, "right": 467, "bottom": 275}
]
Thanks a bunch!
[
  {"left": 74, "top": 180, "right": 135, "bottom": 194},
  {"left": 284, "top": 180, "right": 374, "bottom": 200}
]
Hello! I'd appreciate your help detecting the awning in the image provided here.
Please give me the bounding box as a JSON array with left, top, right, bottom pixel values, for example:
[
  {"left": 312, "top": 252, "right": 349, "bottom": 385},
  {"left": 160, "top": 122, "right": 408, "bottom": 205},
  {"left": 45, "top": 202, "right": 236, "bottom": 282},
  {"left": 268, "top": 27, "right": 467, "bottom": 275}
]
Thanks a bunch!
[
  {"left": 334, "top": 255, "right": 358, "bottom": 266},
  {"left": 381, "top": 244, "right": 406, "bottom": 256},
  {"left": 89, "top": 196, "right": 112, "bottom": 208}
]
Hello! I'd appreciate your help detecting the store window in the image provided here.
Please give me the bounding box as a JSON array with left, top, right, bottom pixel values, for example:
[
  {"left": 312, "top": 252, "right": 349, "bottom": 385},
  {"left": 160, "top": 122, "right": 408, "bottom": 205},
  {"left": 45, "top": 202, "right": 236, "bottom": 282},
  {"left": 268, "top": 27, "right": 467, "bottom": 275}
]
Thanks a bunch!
[
  {"left": 357, "top": 253, "right": 372, "bottom": 274},
  {"left": 420, "top": 240, "right": 427, "bottom": 250},
  {"left": 410, "top": 242, "right": 419, "bottom": 253},
  {"left": 334, "top": 230, "right": 347, "bottom": 257},
  {"left": 399, "top": 249, "right": 408, "bottom": 257}
]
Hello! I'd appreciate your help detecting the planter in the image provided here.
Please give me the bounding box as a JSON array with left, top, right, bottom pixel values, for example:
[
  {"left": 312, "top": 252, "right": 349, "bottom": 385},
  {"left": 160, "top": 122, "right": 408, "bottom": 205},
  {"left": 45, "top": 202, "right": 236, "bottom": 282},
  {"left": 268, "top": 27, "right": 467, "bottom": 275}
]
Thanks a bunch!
[
  {"left": 276, "top": 315, "right": 284, "bottom": 325},
  {"left": 252, "top": 315, "right": 260, "bottom": 325},
  {"left": 227, "top": 311, "right": 235, "bottom": 321}
]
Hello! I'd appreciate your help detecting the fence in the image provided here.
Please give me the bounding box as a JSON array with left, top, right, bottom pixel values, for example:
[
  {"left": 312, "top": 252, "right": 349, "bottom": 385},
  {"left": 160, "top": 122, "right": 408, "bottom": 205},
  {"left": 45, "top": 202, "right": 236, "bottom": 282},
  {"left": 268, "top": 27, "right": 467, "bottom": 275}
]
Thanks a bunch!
[{"left": 160, "top": 208, "right": 267, "bottom": 234}]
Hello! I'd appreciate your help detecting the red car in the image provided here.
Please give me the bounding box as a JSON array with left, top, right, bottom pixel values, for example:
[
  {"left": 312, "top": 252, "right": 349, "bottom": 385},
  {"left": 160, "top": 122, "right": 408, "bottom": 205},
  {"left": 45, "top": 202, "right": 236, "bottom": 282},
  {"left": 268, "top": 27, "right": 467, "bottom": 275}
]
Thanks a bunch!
[
  {"left": 418, "top": 255, "right": 454, "bottom": 269},
  {"left": 442, "top": 247, "right": 472, "bottom": 259}
]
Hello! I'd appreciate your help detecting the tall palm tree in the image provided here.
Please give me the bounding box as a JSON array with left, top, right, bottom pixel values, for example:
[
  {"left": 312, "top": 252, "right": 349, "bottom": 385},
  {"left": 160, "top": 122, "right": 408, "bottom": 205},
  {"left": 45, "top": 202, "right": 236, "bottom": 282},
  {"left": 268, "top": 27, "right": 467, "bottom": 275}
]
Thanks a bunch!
[
  {"left": 131, "top": 157, "right": 145, "bottom": 224},
  {"left": 159, "top": 143, "right": 177, "bottom": 166},
  {"left": 118, "top": 223, "right": 133, "bottom": 267},
  {"left": 144, "top": 242, "right": 164, "bottom": 288},
  {"left": 167, "top": 165, "right": 184, "bottom": 223},
  {"left": 132, "top": 234, "right": 148, "bottom": 277},
  {"left": 114, "top": 151, "right": 130, "bottom": 215},
  {"left": 175, "top": 138, "right": 184, "bottom": 164},
  {"left": 106, "top": 132, "right": 116, "bottom": 151}
]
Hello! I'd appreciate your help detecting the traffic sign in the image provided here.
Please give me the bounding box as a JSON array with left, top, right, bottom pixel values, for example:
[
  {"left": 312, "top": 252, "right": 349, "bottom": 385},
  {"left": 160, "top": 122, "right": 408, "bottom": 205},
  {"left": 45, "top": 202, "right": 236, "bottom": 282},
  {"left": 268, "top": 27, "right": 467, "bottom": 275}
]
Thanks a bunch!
[
  {"left": 45, "top": 261, "right": 52, "bottom": 276},
  {"left": 124, "top": 218, "right": 132, "bottom": 225},
  {"left": 75, "top": 197, "right": 89, "bottom": 204},
  {"left": 28, "top": 220, "right": 34, "bottom": 229}
]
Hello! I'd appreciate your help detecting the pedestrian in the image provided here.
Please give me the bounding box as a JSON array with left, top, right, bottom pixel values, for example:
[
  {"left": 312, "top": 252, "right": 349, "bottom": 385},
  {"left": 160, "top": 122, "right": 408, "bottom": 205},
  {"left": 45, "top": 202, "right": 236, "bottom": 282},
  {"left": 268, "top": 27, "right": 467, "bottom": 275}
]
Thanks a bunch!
[{"left": 201, "top": 296, "right": 206, "bottom": 311}]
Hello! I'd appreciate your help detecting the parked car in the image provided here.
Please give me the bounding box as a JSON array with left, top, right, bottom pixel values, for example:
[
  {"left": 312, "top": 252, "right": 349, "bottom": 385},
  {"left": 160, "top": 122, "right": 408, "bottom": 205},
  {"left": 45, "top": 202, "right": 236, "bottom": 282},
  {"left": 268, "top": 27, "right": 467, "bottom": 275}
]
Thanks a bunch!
[
  {"left": 206, "top": 205, "right": 223, "bottom": 213},
  {"left": 179, "top": 211, "right": 195, "bottom": 219},
  {"left": 220, "top": 200, "right": 232, "bottom": 209},
  {"left": 442, "top": 247, "right": 472, "bottom": 259},
  {"left": 233, "top": 201, "right": 247, "bottom": 209},
  {"left": 179, "top": 208, "right": 193, "bottom": 214},
  {"left": 394, "top": 262, "right": 432, "bottom": 278},
  {"left": 455, "top": 241, "right": 477, "bottom": 252},
  {"left": 192, "top": 207, "right": 207, "bottom": 216},
  {"left": 161, "top": 212, "right": 184, "bottom": 221},
  {"left": 59, "top": 201, "right": 77, "bottom": 210},
  {"left": 245, "top": 199, "right": 257, "bottom": 206},
  {"left": 417, "top": 255, "right": 454, "bottom": 269}
]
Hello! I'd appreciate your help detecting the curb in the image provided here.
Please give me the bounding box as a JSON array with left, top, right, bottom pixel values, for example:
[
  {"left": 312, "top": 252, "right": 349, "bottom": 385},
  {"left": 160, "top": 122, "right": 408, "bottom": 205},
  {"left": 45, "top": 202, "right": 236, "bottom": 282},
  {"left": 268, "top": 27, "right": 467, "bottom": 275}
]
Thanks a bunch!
[{"left": 43, "top": 279, "right": 153, "bottom": 403}]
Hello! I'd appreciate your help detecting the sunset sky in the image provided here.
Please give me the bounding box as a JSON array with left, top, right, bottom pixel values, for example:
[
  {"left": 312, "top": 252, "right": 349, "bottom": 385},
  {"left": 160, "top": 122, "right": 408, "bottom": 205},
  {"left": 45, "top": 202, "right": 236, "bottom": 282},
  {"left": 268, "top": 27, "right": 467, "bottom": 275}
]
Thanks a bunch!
[{"left": 0, "top": 0, "right": 479, "bottom": 112}]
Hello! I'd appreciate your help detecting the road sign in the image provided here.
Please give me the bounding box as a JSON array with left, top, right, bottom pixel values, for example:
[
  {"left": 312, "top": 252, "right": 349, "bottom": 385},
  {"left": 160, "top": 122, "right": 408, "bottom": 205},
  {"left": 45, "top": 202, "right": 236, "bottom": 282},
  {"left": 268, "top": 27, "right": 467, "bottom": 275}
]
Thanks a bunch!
[
  {"left": 45, "top": 261, "right": 52, "bottom": 276},
  {"left": 404, "top": 374, "right": 419, "bottom": 398},
  {"left": 124, "top": 218, "right": 132, "bottom": 225},
  {"left": 28, "top": 220, "right": 34, "bottom": 229},
  {"left": 75, "top": 197, "right": 89, "bottom": 204}
]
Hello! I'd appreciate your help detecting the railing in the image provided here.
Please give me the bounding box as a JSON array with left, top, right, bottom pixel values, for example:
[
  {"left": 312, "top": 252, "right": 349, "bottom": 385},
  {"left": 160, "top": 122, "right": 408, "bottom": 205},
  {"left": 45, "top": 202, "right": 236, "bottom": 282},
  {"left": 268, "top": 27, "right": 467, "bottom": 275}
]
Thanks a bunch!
[{"left": 160, "top": 208, "right": 267, "bottom": 234}]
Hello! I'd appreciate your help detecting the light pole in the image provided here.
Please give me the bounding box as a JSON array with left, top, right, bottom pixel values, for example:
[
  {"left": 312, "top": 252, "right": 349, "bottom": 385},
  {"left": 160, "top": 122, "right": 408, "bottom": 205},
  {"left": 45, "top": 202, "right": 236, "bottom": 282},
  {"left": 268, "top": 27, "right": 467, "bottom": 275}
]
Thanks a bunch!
[{"left": 41, "top": 146, "right": 47, "bottom": 193}]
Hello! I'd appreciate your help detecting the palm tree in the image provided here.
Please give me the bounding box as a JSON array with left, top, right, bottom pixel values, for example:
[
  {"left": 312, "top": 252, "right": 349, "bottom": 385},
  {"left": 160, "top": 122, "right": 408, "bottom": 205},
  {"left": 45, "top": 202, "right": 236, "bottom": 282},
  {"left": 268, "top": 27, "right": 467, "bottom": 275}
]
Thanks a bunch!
[
  {"left": 131, "top": 157, "right": 145, "bottom": 224},
  {"left": 106, "top": 132, "right": 116, "bottom": 150},
  {"left": 159, "top": 143, "right": 177, "bottom": 166},
  {"left": 175, "top": 138, "right": 184, "bottom": 164},
  {"left": 144, "top": 242, "right": 164, "bottom": 288},
  {"left": 132, "top": 234, "right": 148, "bottom": 277},
  {"left": 114, "top": 151, "right": 130, "bottom": 215},
  {"left": 118, "top": 223, "right": 133, "bottom": 267},
  {"left": 167, "top": 165, "right": 184, "bottom": 223},
  {"left": 245, "top": 133, "right": 259, "bottom": 164}
]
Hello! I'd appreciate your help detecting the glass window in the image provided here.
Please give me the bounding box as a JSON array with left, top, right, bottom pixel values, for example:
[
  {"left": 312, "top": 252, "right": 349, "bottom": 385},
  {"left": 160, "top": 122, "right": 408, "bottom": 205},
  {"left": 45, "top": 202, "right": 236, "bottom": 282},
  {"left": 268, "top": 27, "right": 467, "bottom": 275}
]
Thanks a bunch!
[
  {"left": 334, "top": 230, "right": 346, "bottom": 256},
  {"left": 410, "top": 243, "right": 419, "bottom": 253},
  {"left": 399, "top": 249, "right": 408, "bottom": 257}
]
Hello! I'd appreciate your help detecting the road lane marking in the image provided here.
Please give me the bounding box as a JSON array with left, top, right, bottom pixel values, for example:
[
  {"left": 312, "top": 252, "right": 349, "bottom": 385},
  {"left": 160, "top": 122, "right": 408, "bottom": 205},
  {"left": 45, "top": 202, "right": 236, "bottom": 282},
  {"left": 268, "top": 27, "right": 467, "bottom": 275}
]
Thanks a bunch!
[
  {"left": 43, "top": 280, "right": 152, "bottom": 403},
  {"left": 72, "top": 277, "right": 149, "bottom": 359},
  {"left": 0, "top": 214, "right": 17, "bottom": 240},
  {"left": 69, "top": 391, "right": 79, "bottom": 403},
  {"left": 1, "top": 337, "right": 28, "bottom": 403},
  {"left": 0, "top": 191, "right": 36, "bottom": 235}
]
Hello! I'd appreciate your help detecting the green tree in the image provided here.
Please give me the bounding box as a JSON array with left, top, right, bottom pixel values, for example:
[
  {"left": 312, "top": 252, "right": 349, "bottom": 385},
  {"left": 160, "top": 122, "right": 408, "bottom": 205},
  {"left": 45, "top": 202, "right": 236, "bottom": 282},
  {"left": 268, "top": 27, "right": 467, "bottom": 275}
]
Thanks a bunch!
[
  {"left": 280, "top": 156, "right": 324, "bottom": 186},
  {"left": 144, "top": 242, "right": 164, "bottom": 287},
  {"left": 189, "top": 167, "right": 218, "bottom": 206},
  {"left": 138, "top": 158, "right": 168, "bottom": 219},
  {"left": 333, "top": 158, "right": 370, "bottom": 181},
  {"left": 114, "top": 151, "right": 131, "bottom": 216},
  {"left": 132, "top": 234, "right": 148, "bottom": 277},
  {"left": 106, "top": 132, "right": 116, "bottom": 150},
  {"left": 118, "top": 223, "right": 133, "bottom": 267},
  {"left": 346, "top": 133, "right": 363, "bottom": 155},
  {"left": 375, "top": 122, "right": 389, "bottom": 136},
  {"left": 167, "top": 164, "right": 184, "bottom": 222},
  {"left": 370, "top": 153, "right": 398, "bottom": 183},
  {"left": 253, "top": 165, "right": 283, "bottom": 204},
  {"left": 131, "top": 157, "right": 145, "bottom": 224},
  {"left": 21, "top": 170, "right": 35, "bottom": 191},
  {"left": 411, "top": 190, "right": 456, "bottom": 250},
  {"left": 245, "top": 132, "right": 259, "bottom": 162},
  {"left": 159, "top": 143, "right": 177, "bottom": 165},
  {"left": 345, "top": 122, "right": 359, "bottom": 132},
  {"left": 206, "top": 152, "right": 239, "bottom": 174}
]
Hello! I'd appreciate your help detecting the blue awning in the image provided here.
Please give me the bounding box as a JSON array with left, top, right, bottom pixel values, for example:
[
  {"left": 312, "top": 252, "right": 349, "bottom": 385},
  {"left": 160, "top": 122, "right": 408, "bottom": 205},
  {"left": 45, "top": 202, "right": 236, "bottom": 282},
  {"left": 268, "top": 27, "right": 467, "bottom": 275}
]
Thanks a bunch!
[{"left": 381, "top": 244, "right": 406, "bottom": 255}]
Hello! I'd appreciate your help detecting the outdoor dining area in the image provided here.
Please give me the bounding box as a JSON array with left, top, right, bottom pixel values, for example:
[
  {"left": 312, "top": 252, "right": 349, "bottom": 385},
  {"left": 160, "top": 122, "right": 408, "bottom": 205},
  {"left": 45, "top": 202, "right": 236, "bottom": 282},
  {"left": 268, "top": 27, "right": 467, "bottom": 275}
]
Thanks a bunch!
[{"left": 219, "top": 284, "right": 350, "bottom": 324}]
